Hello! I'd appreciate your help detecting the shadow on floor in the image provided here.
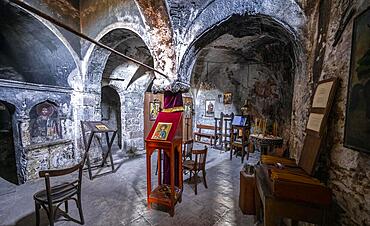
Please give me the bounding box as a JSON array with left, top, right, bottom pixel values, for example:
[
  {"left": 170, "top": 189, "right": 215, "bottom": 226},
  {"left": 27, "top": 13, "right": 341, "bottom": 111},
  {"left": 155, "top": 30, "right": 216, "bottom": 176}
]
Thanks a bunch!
[
  {"left": 87, "top": 153, "right": 143, "bottom": 180},
  {"left": 0, "top": 177, "right": 16, "bottom": 196},
  {"left": 15, "top": 207, "right": 82, "bottom": 226}
]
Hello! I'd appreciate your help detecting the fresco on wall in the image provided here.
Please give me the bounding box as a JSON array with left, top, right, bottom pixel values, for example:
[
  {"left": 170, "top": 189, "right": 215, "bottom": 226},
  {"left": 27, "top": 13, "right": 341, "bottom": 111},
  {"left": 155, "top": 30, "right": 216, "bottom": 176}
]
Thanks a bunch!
[
  {"left": 30, "top": 101, "right": 61, "bottom": 144},
  {"left": 344, "top": 8, "right": 370, "bottom": 154}
]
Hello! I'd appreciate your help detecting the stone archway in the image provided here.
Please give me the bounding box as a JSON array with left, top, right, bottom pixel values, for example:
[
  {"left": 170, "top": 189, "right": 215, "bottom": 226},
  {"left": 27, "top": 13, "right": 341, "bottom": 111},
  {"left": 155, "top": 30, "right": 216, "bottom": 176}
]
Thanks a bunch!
[
  {"left": 0, "top": 101, "right": 17, "bottom": 185},
  {"left": 180, "top": 13, "right": 305, "bottom": 147},
  {"left": 83, "top": 27, "right": 154, "bottom": 153}
]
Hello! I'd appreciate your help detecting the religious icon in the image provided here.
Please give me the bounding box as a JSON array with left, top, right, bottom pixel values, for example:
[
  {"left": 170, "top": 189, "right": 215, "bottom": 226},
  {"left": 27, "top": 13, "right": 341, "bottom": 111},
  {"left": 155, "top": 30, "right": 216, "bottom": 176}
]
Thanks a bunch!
[
  {"left": 344, "top": 8, "right": 370, "bottom": 154},
  {"left": 151, "top": 122, "right": 172, "bottom": 140},
  {"left": 30, "top": 101, "right": 61, "bottom": 143},
  {"left": 205, "top": 100, "right": 215, "bottom": 117},
  {"left": 184, "top": 99, "right": 193, "bottom": 119},
  {"left": 149, "top": 100, "right": 161, "bottom": 121},
  {"left": 95, "top": 124, "right": 109, "bottom": 131},
  {"left": 223, "top": 92, "right": 232, "bottom": 104}
]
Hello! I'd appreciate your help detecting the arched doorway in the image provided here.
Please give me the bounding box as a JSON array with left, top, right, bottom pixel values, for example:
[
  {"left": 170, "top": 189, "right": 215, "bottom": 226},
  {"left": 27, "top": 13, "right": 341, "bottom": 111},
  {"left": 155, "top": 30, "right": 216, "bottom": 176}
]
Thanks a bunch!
[
  {"left": 85, "top": 28, "right": 154, "bottom": 152},
  {"left": 0, "top": 101, "right": 17, "bottom": 184},
  {"left": 181, "top": 14, "right": 303, "bottom": 143},
  {"left": 101, "top": 86, "right": 122, "bottom": 148}
]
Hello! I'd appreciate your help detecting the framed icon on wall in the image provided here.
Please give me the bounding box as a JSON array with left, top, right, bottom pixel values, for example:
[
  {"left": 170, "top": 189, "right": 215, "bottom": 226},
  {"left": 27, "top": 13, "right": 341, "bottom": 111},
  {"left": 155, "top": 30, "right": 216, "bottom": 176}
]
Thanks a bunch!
[
  {"left": 205, "top": 100, "right": 215, "bottom": 117},
  {"left": 344, "top": 7, "right": 370, "bottom": 154},
  {"left": 223, "top": 92, "right": 232, "bottom": 104},
  {"left": 149, "top": 100, "right": 161, "bottom": 121}
]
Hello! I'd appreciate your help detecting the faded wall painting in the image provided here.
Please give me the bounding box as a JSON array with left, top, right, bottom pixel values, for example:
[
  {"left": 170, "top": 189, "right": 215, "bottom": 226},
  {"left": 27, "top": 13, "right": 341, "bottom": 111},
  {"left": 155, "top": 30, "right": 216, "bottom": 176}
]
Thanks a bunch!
[
  {"left": 344, "top": 8, "right": 370, "bottom": 153},
  {"left": 30, "top": 101, "right": 61, "bottom": 144}
]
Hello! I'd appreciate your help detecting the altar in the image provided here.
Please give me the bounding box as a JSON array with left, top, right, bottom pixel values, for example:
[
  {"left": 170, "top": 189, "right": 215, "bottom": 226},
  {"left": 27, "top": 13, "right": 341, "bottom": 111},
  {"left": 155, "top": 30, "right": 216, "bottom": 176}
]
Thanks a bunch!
[{"left": 249, "top": 134, "right": 283, "bottom": 155}]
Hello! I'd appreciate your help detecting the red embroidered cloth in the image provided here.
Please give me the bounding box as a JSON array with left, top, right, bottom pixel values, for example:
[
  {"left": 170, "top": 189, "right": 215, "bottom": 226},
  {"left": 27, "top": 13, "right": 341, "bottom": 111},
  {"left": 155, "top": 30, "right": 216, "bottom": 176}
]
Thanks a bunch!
[{"left": 146, "top": 111, "right": 182, "bottom": 142}]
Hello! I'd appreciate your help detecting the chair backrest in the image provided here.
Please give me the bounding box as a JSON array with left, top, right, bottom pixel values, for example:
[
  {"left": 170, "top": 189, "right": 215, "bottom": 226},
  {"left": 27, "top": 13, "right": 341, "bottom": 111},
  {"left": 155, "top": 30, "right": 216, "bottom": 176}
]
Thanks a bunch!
[
  {"left": 193, "top": 146, "right": 208, "bottom": 170},
  {"left": 183, "top": 139, "right": 194, "bottom": 161},
  {"left": 214, "top": 117, "right": 222, "bottom": 133},
  {"left": 223, "top": 113, "right": 234, "bottom": 133},
  {"left": 39, "top": 153, "right": 87, "bottom": 206},
  {"left": 197, "top": 124, "right": 215, "bottom": 131}
]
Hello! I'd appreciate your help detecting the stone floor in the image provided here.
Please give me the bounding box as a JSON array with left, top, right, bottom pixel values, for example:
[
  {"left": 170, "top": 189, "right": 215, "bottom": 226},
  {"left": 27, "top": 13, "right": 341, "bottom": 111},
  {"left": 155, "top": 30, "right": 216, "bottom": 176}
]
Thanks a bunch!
[{"left": 0, "top": 143, "right": 260, "bottom": 226}]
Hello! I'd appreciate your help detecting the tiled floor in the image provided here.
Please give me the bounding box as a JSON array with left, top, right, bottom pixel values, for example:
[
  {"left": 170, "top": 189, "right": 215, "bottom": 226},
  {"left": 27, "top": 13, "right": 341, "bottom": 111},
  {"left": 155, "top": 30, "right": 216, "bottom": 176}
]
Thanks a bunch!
[{"left": 0, "top": 144, "right": 260, "bottom": 226}]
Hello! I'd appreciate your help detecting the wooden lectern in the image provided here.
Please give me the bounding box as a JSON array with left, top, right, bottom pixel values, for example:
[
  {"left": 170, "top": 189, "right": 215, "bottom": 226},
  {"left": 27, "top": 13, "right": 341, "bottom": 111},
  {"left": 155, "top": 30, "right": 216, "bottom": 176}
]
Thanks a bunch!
[
  {"left": 80, "top": 121, "right": 117, "bottom": 180},
  {"left": 145, "top": 111, "right": 183, "bottom": 216}
]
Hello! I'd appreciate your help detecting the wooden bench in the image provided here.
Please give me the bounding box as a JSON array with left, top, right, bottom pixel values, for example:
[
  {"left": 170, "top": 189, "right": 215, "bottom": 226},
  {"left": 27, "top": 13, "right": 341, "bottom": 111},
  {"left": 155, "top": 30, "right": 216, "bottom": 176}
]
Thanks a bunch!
[{"left": 193, "top": 124, "right": 216, "bottom": 146}]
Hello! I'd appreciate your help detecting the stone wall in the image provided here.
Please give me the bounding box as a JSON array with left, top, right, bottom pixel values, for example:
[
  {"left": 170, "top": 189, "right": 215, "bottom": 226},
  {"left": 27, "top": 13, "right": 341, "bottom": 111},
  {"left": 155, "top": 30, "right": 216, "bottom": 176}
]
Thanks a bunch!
[
  {"left": 318, "top": 1, "right": 370, "bottom": 225},
  {"left": 0, "top": 80, "right": 75, "bottom": 182},
  {"left": 291, "top": 0, "right": 370, "bottom": 225}
]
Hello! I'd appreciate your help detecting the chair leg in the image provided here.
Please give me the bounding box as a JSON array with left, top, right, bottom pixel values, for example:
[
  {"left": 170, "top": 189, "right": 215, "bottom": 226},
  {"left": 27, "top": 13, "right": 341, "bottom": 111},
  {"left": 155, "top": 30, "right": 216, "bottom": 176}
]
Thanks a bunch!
[
  {"left": 202, "top": 169, "right": 208, "bottom": 189},
  {"left": 77, "top": 195, "right": 85, "bottom": 224},
  {"left": 48, "top": 206, "right": 55, "bottom": 226},
  {"left": 65, "top": 200, "right": 69, "bottom": 213},
  {"left": 241, "top": 147, "right": 245, "bottom": 163},
  {"left": 194, "top": 171, "right": 198, "bottom": 195},
  {"left": 86, "top": 154, "right": 93, "bottom": 180},
  {"left": 35, "top": 201, "right": 40, "bottom": 226}
]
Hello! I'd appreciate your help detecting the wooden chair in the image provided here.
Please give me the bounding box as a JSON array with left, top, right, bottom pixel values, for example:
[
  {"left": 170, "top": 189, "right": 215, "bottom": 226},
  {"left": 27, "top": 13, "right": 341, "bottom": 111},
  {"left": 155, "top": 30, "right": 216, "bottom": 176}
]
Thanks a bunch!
[
  {"left": 214, "top": 117, "right": 223, "bottom": 146},
  {"left": 33, "top": 154, "right": 86, "bottom": 226},
  {"left": 222, "top": 112, "right": 234, "bottom": 150},
  {"left": 230, "top": 125, "right": 250, "bottom": 163},
  {"left": 183, "top": 146, "right": 208, "bottom": 195}
]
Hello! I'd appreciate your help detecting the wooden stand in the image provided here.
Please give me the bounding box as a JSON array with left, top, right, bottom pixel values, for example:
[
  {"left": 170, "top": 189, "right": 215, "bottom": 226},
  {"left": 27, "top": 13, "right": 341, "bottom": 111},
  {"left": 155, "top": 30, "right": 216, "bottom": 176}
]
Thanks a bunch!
[
  {"left": 145, "top": 139, "right": 183, "bottom": 216},
  {"left": 145, "top": 111, "right": 183, "bottom": 216},
  {"left": 80, "top": 121, "right": 117, "bottom": 180}
]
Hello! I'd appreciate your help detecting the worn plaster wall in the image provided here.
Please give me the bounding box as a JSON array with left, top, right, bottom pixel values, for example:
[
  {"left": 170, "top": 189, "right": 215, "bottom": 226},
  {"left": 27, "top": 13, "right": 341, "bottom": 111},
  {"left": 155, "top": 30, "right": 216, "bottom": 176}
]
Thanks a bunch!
[
  {"left": 168, "top": 0, "right": 305, "bottom": 83},
  {"left": 0, "top": 3, "right": 78, "bottom": 86},
  {"left": 80, "top": 0, "right": 148, "bottom": 57},
  {"left": 135, "top": 0, "right": 177, "bottom": 85},
  {"left": 23, "top": 0, "right": 81, "bottom": 56},
  {"left": 192, "top": 61, "right": 293, "bottom": 141}
]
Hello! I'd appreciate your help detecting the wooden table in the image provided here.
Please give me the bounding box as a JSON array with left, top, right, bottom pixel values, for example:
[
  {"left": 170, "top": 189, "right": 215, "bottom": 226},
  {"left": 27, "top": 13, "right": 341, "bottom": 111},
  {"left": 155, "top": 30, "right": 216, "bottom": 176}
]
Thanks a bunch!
[{"left": 249, "top": 134, "right": 283, "bottom": 155}]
